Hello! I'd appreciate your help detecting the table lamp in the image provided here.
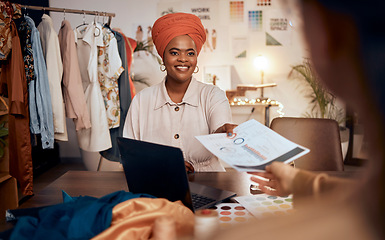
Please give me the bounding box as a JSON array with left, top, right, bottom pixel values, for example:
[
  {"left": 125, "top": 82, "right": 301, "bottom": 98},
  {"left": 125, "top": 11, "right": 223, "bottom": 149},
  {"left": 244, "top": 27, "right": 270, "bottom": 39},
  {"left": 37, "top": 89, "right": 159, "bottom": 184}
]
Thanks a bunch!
[{"left": 253, "top": 55, "right": 269, "bottom": 99}]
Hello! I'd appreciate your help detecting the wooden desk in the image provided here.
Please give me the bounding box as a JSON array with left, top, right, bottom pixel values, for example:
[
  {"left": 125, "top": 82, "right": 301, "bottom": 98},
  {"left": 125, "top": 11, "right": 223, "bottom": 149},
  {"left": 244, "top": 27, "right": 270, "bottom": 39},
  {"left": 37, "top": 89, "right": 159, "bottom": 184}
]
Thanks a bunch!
[
  {"left": 18, "top": 171, "right": 253, "bottom": 209},
  {"left": 0, "top": 170, "right": 358, "bottom": 231},
  {"left": 18, "top": 170, "right": 359, "bottom": 209}
]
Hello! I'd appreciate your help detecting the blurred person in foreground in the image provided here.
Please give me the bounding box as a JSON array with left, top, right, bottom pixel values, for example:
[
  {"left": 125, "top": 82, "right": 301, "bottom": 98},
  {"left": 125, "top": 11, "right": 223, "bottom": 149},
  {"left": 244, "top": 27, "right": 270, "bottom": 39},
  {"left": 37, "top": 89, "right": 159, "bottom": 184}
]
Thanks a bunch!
[{"left": 213, "top": 0, "right": 385, "bottom": 239}]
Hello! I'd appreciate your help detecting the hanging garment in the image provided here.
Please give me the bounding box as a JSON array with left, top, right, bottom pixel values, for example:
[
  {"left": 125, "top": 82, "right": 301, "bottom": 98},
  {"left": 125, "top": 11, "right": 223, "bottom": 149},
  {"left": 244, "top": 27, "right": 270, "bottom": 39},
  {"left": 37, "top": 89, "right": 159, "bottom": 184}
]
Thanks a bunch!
[
  {"left": 17, "top": 18, "right": 35, "bottom": 86},
  {"left": 0, "top": 2, "right": 21, "bottom": 60},
  {"left": 75, "top": 22, "right": 112, "bottom": 152},
  {"left": 58, "top": 20, "right": 91, "bottom": 131},
  {"left": 23, "top": 16, "right": 55, "bottom": 149},
  {"left": 122, "top": 33, "right": 137, "bottom": 99},
  {"left": 97, "top": 26, "right": 124, "bottom": 129},
  {"left": 37, "top": 14, "right": 68, "bottom": 141},
  {"left": 100, "top": 30, "right": 131, "bottom": 162},
  {"left": 0, "top": 21, "right": 33, "bottom": 195}
]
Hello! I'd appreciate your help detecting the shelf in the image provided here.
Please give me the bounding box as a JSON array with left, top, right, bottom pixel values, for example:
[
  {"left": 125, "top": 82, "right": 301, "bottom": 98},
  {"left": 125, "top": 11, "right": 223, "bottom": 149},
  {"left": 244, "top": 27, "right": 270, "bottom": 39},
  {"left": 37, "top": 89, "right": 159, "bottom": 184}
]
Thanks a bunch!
[{"left": 0, "top": 172, "right": 12, "bottom": 184}]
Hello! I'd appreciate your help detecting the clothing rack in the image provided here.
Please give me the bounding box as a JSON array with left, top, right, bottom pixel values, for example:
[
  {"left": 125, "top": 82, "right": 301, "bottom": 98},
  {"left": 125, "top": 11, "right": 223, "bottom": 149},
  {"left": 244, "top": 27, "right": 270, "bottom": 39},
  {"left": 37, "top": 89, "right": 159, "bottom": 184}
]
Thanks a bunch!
[{"left": 21, "top": 5, "right": 115, "bottom": 26}]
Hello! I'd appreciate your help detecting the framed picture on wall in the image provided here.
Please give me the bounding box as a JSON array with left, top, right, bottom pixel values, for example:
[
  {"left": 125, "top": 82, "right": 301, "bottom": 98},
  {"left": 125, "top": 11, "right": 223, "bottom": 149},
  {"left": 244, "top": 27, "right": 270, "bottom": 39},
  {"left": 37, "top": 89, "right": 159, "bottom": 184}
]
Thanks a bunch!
[
  {"left": 203, "top": 65, "right": 231, "bottom": 91},
  {"left": 232, "top": 37, "right": 248, "bottom": 59}
]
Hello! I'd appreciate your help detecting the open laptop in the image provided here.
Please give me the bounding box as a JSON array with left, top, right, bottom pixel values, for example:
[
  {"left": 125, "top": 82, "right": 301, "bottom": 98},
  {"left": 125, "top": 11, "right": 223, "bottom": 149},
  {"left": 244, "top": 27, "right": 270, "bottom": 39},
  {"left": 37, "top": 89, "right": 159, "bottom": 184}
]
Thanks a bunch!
[{"left": 117, "top": 137, "right": 236, "bottom": 212}]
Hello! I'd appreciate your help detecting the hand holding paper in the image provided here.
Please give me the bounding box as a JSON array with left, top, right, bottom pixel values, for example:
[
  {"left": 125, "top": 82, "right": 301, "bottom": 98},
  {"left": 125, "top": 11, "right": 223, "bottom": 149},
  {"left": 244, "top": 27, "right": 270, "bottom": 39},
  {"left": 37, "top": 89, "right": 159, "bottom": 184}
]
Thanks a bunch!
[{"left": 195, "top": 119, "right": 309, "bottom": 172}]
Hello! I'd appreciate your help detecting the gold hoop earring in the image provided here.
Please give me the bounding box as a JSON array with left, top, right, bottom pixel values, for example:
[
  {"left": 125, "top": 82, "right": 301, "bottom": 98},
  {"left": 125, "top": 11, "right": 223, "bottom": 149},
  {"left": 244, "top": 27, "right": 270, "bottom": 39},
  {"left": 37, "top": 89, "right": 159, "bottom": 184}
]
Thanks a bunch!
[
  {"left": 160, "top": 64, "right": 166, "bottom": 72},
  {"left": 194, "top": 66, "right": 199, "bottom": 74}
]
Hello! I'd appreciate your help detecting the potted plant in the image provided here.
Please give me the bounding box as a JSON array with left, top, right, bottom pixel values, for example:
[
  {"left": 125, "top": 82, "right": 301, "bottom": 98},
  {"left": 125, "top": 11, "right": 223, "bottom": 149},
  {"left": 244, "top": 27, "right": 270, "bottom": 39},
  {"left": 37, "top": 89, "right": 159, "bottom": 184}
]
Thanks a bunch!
[
  {"left": 134, "top": 39, "right": 162, "bottom": 65},
  {"left": 289, "top": 58, "right": 350, "bottom": 160}
]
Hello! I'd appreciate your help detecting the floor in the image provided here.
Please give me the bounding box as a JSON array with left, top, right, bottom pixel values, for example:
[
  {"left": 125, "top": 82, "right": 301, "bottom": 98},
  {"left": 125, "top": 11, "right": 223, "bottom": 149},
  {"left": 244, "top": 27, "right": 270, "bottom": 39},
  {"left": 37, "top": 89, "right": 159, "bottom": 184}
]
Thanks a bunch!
[
  {"left": 18, "top": 161, "right": 87, "bottom": 205},
  {"left": 33, "top": 162, "right": 87, "bottom": 193}
]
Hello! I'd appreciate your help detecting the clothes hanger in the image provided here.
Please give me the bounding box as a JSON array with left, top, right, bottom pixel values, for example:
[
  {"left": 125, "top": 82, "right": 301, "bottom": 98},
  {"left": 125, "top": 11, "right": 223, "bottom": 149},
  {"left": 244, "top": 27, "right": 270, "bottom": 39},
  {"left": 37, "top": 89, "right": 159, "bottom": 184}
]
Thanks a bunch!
[
  {"left": 23, "top": 7, "right": 28, "bottom": 17},
  {"left": 76, "top": 11, "right": 89, "bottom": 29},
  {"left": 103, "top": 12, "right": 110, "bottom": 28},
  {"left": 100, "top": 12, "right": 117, "bottom": 40},
  {"left": 93, "top": 13, "right": 101, "bottom": 37}
]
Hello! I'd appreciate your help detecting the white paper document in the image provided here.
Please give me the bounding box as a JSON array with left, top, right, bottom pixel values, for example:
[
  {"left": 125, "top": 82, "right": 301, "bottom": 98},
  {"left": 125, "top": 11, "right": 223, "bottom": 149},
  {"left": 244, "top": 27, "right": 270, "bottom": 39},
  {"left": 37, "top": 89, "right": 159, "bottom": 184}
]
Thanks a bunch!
[{"left": 195, "top": 119, "right": 310, "bottom": 172}]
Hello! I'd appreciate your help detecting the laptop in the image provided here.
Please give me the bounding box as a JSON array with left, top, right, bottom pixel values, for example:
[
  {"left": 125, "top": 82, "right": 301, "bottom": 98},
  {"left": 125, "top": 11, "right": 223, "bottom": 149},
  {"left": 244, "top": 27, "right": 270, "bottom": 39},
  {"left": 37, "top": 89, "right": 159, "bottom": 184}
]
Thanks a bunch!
[{"left": 117, "top": 137, "right": 236, "bottom": 212}]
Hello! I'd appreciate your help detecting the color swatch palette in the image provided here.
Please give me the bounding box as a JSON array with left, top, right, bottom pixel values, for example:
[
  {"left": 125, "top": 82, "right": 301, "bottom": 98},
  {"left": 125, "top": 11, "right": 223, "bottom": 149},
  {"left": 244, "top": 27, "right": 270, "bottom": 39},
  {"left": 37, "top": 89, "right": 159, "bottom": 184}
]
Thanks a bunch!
[
  {"left": 235, "top": 194, "right": 294, "bottom": 218},
  {"left": 230, "top": 1, "right": 244, "bottom": 22},
  {"left": 210, "top": 203, "right": 254, "bottom": 228},
  {"left": 257, "top": 0, "right": 271, "bottom": 6},
  {"left": 248, "top": 11, "right": 263, "bottom": 31}
]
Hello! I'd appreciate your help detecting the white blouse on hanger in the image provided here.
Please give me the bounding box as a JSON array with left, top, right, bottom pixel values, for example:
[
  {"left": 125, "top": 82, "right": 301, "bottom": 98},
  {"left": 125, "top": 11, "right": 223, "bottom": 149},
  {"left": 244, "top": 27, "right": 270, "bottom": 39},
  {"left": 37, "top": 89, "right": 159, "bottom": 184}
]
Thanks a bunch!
[
  {"left": 75, "top": 22, "right": 112, "bottom": 152},
  {"left": 37, "top": 14, "right": 68, "bottom": 141}
]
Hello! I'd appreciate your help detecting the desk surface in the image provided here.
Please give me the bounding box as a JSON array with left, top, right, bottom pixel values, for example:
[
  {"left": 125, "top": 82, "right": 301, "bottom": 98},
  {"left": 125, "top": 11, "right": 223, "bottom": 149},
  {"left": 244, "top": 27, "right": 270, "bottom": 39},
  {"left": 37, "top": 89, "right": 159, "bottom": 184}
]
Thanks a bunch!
[
  {"left": 0, "top": 170, "right": 359, "bottom": 232},
  {"left": 19, "top": 169, "right": 359, "bottom": 209},
  {"left": 20, "top": 170, "right": 254, "bottom": 209}
]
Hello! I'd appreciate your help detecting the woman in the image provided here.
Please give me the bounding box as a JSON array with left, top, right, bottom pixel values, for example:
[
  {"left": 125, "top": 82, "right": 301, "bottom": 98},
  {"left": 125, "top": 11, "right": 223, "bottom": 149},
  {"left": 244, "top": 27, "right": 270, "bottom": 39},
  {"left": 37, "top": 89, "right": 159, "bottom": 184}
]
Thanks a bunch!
[{"left": 123, "top": 13, "right": 235, "bottom": 172}]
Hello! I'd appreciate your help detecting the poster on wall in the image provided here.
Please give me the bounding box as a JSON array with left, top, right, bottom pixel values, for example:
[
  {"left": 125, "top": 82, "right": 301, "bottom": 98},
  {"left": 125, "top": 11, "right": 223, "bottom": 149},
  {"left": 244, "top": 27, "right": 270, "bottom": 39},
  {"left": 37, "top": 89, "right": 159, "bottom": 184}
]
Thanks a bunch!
[
  {"left": 248, "top": 10, "right": 263, "bottom": 31},
  {"left": 229, "top": 1, "right": 244, "bottom": 22},
  {"left": 232, "top": 37, "right": 247, "bottom": 59},
  {"left": 256, "top": 0, "right": 272, "bottom": 6},
  {"left": 203, "top": 65, "right": 231, "bottom": 91},
  {"left": 130, "top": 22, "right": 156, "bottom": 57},
  {"left": 265, "top": 9, "right": 292, "bottom": 46},
  {"left": 187, "top": 0, "right": 221, "bottom": 53}
]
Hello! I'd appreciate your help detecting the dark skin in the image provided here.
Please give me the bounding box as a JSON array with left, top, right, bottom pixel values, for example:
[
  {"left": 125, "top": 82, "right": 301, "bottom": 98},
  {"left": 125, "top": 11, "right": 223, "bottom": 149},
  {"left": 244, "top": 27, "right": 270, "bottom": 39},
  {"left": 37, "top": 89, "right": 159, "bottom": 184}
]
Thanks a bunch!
[{"left": 163, "top": 35, "right": 237, "bottom": 172}]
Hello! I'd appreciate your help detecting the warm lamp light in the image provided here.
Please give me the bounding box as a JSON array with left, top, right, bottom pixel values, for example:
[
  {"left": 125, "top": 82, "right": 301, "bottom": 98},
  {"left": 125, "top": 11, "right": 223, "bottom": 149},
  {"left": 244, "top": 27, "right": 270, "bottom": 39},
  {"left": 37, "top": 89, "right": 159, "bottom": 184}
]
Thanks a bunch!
[
  {"left": 253, "top": 55, "right": 269, "bottom": 99},
  {"left": 253, "top": 55, "right": 268, "bottom": 71}
]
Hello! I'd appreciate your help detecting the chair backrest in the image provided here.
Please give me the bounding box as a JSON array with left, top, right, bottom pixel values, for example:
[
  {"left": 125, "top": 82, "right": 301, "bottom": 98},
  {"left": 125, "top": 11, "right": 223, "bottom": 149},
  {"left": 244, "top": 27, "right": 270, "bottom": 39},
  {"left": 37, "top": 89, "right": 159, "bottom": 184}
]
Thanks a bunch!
[{"left": 270, "top": 117, "right": 344, "bottom": 171}]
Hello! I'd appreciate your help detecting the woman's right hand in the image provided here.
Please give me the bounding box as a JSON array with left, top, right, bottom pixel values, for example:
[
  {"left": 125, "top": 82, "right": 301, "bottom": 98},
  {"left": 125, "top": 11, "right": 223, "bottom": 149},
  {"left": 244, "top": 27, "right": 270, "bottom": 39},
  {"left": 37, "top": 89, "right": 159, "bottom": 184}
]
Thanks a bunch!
[
  {"left": 248, "top": 162, "right": 299, "bottom": 196},
  {"left": 185, "top": 161, "right": 194, "bottom": 173}
]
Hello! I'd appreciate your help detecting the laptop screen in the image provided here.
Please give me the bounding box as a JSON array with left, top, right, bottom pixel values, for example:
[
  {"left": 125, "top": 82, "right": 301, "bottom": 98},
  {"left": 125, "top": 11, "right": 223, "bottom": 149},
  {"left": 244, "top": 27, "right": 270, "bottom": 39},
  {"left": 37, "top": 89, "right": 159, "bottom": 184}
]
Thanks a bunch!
[{"left": 117, "top": 137, "right": 194, "bottom": 211}]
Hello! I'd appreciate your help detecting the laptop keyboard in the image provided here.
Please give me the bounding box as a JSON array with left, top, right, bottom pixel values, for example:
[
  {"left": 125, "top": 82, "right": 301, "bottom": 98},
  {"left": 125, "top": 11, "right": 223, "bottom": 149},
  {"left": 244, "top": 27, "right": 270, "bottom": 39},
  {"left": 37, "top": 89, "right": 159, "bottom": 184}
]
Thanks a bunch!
[{"left": 191, "top": 193, "right": 216, "bottom": 209}]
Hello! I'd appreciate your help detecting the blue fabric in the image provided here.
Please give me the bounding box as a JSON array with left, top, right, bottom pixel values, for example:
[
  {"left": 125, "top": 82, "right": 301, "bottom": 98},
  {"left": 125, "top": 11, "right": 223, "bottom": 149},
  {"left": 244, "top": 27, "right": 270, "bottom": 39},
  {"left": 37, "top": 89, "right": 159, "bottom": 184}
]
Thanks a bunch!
[
  {"left": 25, "top": 16, "right": 54, "bottom": 149},
  {"left": 8, "top": 191, "right": 155, "bottom": 240}
]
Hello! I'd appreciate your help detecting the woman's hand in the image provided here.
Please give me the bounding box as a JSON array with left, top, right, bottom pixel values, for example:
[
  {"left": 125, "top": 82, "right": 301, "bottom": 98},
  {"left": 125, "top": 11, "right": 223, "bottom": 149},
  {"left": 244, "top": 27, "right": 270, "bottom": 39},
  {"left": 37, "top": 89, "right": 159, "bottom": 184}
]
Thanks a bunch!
[
  {"left": 214, "top": 123, "right": 238, "bottom": 136},
  {"left": 248, "top": 162, "right": 299, "bottom": 196},
  {"left": 185, "top": 161, "right": 194, "bottom": 173}
]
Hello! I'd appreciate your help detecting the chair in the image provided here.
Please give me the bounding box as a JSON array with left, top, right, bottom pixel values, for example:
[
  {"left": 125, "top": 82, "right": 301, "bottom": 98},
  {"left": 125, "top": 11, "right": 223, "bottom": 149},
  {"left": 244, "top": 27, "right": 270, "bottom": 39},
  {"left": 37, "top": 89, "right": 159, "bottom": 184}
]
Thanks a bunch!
[{"left": 270, "top": 117, "right": 344, "bottom": 171}]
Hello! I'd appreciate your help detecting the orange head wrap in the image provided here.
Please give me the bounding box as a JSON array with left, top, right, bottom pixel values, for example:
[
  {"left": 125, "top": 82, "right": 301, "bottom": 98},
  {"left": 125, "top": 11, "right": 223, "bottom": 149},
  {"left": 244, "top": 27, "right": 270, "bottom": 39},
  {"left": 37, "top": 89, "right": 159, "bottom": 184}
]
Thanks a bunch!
[{"left": 151, "top": 13, "right": 206, "bottom": 60}]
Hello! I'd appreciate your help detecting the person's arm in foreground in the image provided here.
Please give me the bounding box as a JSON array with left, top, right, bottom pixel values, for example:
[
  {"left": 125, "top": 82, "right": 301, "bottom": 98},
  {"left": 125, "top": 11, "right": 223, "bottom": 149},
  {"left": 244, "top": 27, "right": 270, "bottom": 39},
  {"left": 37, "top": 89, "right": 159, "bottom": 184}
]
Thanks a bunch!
[{"left": 249, "top": 162, "right": 355, "bottom": 200}]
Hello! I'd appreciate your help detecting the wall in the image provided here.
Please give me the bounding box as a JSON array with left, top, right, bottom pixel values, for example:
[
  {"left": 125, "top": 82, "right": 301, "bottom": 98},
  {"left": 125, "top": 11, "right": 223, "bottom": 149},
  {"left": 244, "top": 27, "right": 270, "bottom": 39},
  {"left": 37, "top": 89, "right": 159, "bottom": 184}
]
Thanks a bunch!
[{"left": 48, "top": 0, "right": 312, "bottom": 160}]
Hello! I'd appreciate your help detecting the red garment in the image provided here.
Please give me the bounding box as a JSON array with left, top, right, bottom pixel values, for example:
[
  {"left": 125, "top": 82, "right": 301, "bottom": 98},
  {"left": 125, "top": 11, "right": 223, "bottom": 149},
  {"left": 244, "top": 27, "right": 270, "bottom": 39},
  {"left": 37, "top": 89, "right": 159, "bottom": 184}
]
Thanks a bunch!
[
  {"left": 151, "top": 13, "right": 206, "bottom": 59},
  {"left": 0, "top": 21, "right": 33, "bottom": 195},
  {"left": 119, "top": 33, "right": 137, "bottom": 99}
]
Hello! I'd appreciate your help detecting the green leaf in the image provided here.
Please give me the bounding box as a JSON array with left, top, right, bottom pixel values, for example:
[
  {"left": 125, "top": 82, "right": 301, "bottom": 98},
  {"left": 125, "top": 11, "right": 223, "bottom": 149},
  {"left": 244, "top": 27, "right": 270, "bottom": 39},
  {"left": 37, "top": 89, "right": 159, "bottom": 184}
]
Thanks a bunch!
[{"left": 289, "top": 58, "right": 345, "bottom": 124}]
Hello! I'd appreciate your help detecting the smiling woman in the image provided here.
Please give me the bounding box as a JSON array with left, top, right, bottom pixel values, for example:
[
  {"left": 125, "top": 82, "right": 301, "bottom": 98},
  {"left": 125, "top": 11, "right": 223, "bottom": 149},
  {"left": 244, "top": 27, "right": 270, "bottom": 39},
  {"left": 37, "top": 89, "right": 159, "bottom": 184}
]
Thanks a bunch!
[
  {"left": 123, "top": 13, "right": 237, "bottom": 173},
  {"left": 163, "top": 35, "right": 198, "bottom": 103}
]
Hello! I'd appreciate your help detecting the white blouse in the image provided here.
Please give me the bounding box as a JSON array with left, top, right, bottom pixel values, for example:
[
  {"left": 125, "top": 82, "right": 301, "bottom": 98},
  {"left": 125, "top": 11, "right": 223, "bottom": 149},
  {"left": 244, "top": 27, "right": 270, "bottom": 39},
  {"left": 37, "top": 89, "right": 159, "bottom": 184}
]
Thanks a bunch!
[
  {"left": 123, "top": 78, "right": 232, "bottom": 172},
  {"left": 75, "top": 22, "right": 112, "bottom": 152}
]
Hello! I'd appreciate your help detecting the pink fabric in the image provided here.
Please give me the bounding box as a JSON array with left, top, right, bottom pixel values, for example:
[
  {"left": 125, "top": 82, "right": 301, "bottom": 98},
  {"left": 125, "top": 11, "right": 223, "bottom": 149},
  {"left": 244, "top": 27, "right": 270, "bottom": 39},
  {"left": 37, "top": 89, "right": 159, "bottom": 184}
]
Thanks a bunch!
[{"left": 58, "top": 20, "right": 91, "bottom": 131}]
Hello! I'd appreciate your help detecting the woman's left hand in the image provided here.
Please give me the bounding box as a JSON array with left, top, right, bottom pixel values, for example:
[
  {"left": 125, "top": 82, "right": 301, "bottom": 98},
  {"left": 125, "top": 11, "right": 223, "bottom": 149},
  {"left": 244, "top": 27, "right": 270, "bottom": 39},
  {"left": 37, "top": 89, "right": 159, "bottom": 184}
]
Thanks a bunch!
[{"left": 214, "top": 123, "right": 238, "bottom": 136}]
